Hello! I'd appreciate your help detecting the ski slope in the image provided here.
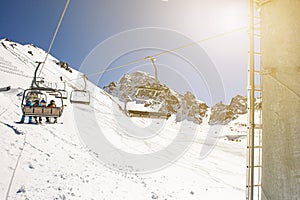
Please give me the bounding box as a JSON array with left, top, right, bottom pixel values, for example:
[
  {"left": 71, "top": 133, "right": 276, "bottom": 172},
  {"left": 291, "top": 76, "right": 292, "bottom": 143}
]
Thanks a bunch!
[{"left": 0, "top": 39, "right": 247, "bottom": 200}]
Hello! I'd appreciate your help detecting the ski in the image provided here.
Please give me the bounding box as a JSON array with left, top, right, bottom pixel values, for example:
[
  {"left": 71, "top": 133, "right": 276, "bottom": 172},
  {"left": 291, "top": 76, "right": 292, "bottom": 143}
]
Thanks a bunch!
[
  {"left": 0, "top": 86, "right": 11, "bottom": 92},
  {"left": 44, "top": 122, "right": 63, "bottom": 125},
  {"left": 14, "top": 121, "right": 38, "bottom": 125}
]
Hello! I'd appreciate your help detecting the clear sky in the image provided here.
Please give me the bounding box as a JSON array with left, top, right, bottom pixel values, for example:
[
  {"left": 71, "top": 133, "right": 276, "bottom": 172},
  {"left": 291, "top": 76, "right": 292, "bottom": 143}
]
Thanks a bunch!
[{"left": 0, "top": 0, "right": 248, "bottom": 105}]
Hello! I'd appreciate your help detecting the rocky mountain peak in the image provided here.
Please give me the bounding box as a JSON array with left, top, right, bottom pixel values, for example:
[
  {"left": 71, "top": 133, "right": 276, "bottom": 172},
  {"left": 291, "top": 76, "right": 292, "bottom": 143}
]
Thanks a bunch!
[
  {"left": 229, "top": 95, "right": 247, "bottom": 114},
  {"left": 209, "top": 95, "right": 247, "bottom": 125}
]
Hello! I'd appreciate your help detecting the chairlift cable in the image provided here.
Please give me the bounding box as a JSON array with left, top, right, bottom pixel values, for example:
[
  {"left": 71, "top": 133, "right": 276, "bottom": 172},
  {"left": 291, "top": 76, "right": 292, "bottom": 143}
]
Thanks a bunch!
[
  {"left": 38, "top": 0, "right": 71, "bottom": 77},
  {"left": 152, "top": 26, "right": 248, "bottom": 58},
  {"left": 86, "top": 57, "right": 147, "bottom": 78},
  {"left": 49, "top": 25, "right": 252, "bottom": 86},
  {"left": 84, "top": 25, "right": 249, "bottom": 78},
  {"left": 48, "top": 58, "right": 141, "bottom": 86}
]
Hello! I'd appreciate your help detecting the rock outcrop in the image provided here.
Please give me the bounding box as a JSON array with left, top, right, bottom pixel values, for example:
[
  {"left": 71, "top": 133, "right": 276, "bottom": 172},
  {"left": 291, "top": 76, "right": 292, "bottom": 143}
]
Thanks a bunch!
[{"left": 209, "top": 95, "right": 247, "bottom": 125}]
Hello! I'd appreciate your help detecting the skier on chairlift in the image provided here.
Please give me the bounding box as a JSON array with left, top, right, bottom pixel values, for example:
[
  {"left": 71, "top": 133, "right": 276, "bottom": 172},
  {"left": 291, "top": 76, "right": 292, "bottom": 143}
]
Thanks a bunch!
[
  {"left": 19, "top": 99, "right": 33, "bottom": 124},
  {"left": 33, "top": 99, "right": 43, "bottom": 124},
  {"left": 40, "top": 98, "right": 46, "bottom": 107},
  {"left": 46, "top": 100, "right": 57, "bottom": 123}
]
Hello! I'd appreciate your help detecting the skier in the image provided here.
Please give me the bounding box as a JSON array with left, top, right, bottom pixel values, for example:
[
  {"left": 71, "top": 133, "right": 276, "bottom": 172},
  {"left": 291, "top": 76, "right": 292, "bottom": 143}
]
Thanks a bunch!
[
  {"left": 19, "top": 99, "right": 33, "bottom": 124},
  {"left": 33, "top": 99, "right": 42, "bottom": 124},
  {"left": 40, "top": 98, "right": 46, "bottom": 107},
  {"left": 45, "top": 100, "right": 57, "bottom": 123}
]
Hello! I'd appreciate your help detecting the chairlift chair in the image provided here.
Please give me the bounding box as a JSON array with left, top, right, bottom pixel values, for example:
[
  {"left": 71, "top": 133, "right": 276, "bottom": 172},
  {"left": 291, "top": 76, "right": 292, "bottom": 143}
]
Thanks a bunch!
[
  {"left": 124, "top": 56, "right": 171, "bottom": 120},
  {"left": 125, "top": 86, "right": 171, "bottom": 120},
  {"left": 70, "top": 90, "right": 90, "bottom": 104},
  {"left": 21, "top": 88, "right": 64, "bottom": 118},
  {"left": 70, "top": 74, "right": 90, "bottom": 105},
  {"left": 21, "top": 62, "right": 65, "bottom": 118}
]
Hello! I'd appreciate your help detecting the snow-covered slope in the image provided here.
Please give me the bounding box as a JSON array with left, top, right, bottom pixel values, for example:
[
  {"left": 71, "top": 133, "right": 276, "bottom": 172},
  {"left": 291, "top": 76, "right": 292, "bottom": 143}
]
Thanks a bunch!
[{"left": 0, "top": 38, "right": 248, "bottom": 200}]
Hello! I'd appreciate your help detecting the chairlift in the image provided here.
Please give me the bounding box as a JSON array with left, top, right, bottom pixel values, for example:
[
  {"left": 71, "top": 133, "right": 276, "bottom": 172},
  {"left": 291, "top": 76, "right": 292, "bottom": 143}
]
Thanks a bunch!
[
  {"left": 124, "top": 56, "right": 171, "bottom": 120},
  {"left": 21, "top": 62, "right": 64, "bottom": 118},
  {"left": 125, "top": 86, "right": 171, "bottom": 119},
  {"left": 20, "top": 0, "right": 69, "bottom": 119},
  {"left": 21, "top": 88, "right": 64, "bottom": 118},
  {"left": 70, "top": 74, "right": 90, "bottom": 105}
]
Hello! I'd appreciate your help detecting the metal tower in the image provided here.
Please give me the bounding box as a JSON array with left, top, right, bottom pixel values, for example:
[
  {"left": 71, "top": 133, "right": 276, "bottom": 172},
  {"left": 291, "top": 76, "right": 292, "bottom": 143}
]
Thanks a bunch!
[{"left": 246, "top": 0, "right": 264, "bottom": 199}]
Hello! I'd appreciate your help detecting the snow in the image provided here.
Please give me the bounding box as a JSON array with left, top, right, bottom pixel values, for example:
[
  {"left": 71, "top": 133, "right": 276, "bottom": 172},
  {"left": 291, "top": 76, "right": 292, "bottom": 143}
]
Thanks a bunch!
[{"left": 0, "top": 39, "right": 248, "bottom": 199}]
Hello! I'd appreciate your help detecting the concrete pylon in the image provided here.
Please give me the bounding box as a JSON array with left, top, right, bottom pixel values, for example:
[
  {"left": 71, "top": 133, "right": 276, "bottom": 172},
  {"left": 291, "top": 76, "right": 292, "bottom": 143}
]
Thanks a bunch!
[{"left": 260, "top": 0, "right": 300, "bottom": 199}]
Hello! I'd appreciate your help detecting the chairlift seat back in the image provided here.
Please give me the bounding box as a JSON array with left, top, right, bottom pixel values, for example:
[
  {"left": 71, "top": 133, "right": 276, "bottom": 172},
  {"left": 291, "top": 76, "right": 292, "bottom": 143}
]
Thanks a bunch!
[
  {"left": 127, "top": 110, "right": 171, "bottom": 119},
  {"left": 70, "top": 90, "right": 90, "bottom": 105},
  {"left": 23, "top": 106, "right": 62, "bottom": 117},
  {"left": 43, "top": 107, "right": 61, "bottom": 116}
]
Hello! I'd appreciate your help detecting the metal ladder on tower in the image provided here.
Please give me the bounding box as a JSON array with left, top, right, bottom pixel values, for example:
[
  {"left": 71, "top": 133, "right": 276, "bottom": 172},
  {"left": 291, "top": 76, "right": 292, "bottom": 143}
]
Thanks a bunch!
[{"left": 246, "top": 0, "right": 263, "bottom": 200}]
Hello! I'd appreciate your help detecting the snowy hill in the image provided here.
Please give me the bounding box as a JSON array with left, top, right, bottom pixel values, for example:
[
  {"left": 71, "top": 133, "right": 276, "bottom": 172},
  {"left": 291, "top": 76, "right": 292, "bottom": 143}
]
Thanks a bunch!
[{"left": 0, "top": 38, "right": 248, "bottom": 200}]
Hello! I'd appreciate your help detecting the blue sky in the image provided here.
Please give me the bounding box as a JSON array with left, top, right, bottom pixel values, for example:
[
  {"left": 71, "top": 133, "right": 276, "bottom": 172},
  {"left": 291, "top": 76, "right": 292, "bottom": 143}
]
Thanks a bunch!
[{"left": 0, "top": 0, "right": 248, "bottom": 105}]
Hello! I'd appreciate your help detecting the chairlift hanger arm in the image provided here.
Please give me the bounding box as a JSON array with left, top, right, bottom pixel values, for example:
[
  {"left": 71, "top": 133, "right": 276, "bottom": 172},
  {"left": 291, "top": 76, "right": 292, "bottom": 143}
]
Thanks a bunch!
[
  {"left": 144, "top": 56, "right": 158, "bottom": 82},
  {"left": 82, "top": 74, "right": 87, "bottom": 90},
  {"left": 31, "top": 62, "right": 43, "bottom": 88}
]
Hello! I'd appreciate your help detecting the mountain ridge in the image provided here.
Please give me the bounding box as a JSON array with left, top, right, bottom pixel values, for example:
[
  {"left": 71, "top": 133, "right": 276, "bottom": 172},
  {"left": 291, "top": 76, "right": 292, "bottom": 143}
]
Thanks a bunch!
[{"left": 103, "top": 71, "right": 247, "bottom": 124}]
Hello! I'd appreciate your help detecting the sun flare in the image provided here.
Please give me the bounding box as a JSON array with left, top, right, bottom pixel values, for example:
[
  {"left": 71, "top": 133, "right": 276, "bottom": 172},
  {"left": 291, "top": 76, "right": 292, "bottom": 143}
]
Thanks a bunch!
[{"left": 221, "top": 5, "right": 244, "bottom": 30}]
